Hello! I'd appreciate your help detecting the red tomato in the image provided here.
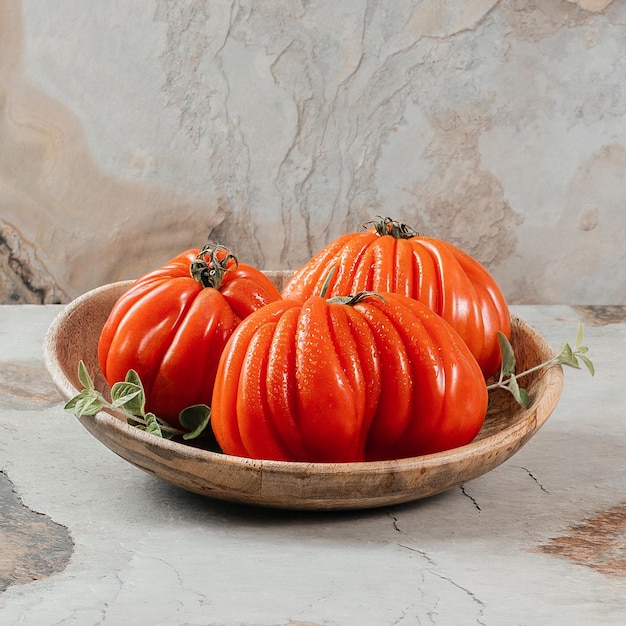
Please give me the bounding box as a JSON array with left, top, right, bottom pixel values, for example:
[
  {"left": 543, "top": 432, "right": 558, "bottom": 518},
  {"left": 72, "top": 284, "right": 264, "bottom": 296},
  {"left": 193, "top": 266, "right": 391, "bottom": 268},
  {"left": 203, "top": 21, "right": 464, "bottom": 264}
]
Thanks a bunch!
[
  {"left": 281, "top": 216, "right": 511, "bottom": 378},
  {"left": 211, "top": 291, "right": 488, "bottom": 462},
  {"left": 98, "top": 243, "right": 281, "bottom": 426}
]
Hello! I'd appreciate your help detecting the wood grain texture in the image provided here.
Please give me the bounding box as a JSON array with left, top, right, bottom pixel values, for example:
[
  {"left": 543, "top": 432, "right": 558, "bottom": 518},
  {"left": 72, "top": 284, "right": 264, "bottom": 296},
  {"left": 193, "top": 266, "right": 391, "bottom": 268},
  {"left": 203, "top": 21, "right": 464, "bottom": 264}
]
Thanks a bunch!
[{"left": 43, "top": 275, "right": 564, "bottom": 511}]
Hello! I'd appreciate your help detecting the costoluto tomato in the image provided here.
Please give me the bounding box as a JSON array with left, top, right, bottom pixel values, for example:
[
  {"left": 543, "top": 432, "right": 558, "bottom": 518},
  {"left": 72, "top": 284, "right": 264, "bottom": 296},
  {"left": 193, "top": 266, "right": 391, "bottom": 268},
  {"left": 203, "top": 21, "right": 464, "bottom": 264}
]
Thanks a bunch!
[
  {"left": 282, "top": 216, "right": 511, "bottom": 378},
  {"left": 98, "top": 242, "right": 281, "bottom": 426},
  {"left": 211, "top": 290, "right": 488, "bottom": 463}
]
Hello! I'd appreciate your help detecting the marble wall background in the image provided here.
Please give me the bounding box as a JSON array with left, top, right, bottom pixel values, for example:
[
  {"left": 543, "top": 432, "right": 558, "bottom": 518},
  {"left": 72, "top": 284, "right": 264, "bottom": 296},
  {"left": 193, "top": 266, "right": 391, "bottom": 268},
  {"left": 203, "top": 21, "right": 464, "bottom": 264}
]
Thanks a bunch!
[{"left": 1, "top": 0, "right": 624, "bottom": 305}]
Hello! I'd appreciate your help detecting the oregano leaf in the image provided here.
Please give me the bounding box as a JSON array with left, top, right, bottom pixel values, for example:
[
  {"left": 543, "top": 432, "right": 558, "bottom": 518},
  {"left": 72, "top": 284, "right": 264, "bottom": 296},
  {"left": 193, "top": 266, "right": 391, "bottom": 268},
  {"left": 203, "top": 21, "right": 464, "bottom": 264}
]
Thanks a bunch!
[
  {"left": 121, "top": 391, "right": 146, "bottom": 416},
  {"left": 518, "top": 387, "right": 531, "bottom": 408},
  {"left": 77, "top": 360, "right": 94, "bottom": 391},
  {"left": 144, "top": 412, "right": 164, "bottom": 437},
  {"left": 124, "top": 369, "right": 142, "bottom": 387},
  {"left": 65, "top": 390, "right": 103, "bottom": 417},
  {"left": 506, "top": 374, "right": 524, "bottom": 406},
  {"left": 179, "top": 404, "right": 211, "bottom": 440},
  {"left": 556, "top": 343, "right": 581, "bottom": 369},
  {"left": 575, "top": 321, "right": 584, "bottom": 349},
  {"left": 67, "top": 365, "right": 184, "bottom": 440},
  {"left": 110, "top": 381, "right": 145, "bottom": 413},
  {"left": 497, "top": 332, "right": 516, "bottom": 376},
  {"left": 578, "top": 354, "right": 595, "bottom": 376},
  {"left": 488, "top": 321, "right": 594, "bottom": 409},
  {"left": 123, "top": 370, "right": 146, "bottom": 414}
]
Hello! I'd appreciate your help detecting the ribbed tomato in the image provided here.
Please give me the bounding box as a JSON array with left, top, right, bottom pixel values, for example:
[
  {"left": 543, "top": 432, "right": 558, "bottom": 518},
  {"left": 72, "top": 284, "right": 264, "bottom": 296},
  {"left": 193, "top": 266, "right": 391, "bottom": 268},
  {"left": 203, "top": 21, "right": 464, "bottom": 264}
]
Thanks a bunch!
[
  {"left": 98, "top": 243, "right": 281, "bottom": 426},
  {"left": 210, "top": 290, "right": 488, "bottom": 462},
  {"left": 281, "top": 217, "right": 511, "bottom": 378}
]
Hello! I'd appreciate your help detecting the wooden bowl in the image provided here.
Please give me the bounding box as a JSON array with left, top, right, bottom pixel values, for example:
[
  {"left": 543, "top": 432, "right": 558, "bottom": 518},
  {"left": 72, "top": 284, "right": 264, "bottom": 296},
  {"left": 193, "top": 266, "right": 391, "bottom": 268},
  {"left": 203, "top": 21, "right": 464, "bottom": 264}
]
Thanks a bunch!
[{"left": 43, "top": 276, "right": 564, "bottom": 511}]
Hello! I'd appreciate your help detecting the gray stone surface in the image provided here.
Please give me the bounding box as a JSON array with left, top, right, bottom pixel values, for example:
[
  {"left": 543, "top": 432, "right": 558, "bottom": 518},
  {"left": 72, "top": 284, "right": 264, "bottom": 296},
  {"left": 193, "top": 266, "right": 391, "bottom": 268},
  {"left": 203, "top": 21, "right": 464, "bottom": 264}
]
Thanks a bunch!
[{"left": 0, "top": 303, "right": 624, "bottom": 625}]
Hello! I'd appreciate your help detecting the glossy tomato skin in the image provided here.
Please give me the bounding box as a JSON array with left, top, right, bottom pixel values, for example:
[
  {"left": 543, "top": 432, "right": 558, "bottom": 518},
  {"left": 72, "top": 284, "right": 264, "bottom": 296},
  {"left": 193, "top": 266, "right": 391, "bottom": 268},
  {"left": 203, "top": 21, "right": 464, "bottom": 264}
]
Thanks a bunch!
[
  {"left": 97, "top": 248, "right": 281, "bottom": 426},
  {"left": 210, "top": 292, "right": 488, "bottom": 463},
  {"left": 281, "top": 224, "right": 511, "bottom": 379}
]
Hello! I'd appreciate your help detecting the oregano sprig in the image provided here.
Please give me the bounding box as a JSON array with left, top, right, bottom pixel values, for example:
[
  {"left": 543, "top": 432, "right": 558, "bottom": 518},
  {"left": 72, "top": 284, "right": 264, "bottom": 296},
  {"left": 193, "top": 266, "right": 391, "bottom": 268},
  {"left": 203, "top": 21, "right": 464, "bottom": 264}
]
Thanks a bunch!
[
  {"left": 487, "top": 321, "right": 594, "bottom": 407},
  {"left": 64, "top": 361, "right": 211, "bottom": 441},
  {"left": 65, "top": 322, "right": 594, "bottom": 443}
]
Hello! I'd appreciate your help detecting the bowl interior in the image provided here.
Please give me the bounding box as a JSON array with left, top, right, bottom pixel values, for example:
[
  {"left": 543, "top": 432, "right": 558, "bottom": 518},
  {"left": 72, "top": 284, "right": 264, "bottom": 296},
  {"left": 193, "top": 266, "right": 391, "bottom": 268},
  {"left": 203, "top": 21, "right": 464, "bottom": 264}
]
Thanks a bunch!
[{"left": 43, "top": 277, "right": 564, "bottom": 510}]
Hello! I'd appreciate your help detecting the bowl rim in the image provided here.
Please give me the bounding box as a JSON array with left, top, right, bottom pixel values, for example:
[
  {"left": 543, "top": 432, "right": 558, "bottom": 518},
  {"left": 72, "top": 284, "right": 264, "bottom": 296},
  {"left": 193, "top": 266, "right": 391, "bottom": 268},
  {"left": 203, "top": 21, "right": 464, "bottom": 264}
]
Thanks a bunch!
[
  {"left": 44, "top": 280, "right": 564, "bottom": 471},
  {"left": 43, "top": 279, "right": 565, "bottom": 507}
]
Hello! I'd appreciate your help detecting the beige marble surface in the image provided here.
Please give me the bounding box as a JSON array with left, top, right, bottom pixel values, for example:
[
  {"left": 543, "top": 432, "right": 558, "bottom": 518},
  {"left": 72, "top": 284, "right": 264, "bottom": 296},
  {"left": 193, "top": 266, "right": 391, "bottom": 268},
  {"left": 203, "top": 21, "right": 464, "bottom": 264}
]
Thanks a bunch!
[
  {"left": 1, "top": 1, "right": 626, "bottom": 305},
  {"left": 0, "top": 303, "right": 624, "bottom": 624}
]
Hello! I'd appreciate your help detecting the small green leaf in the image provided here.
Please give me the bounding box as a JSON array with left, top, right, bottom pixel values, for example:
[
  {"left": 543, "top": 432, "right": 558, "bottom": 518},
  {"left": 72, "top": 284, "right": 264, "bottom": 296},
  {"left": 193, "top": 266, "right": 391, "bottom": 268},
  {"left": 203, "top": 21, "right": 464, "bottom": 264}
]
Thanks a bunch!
[
  {"left": 489, "top": 321, "right": 594, "bottom": 409},
  {"left": 122, "top": 390, "right": 146, "bottom": 416},
  {"left": 124, "top": 369, "right": 142, "bottom": 386},
  {"left": 575, "top": 321, "right": 584, "bottom": 349},
  {"left": 64, "top": 390, "right": 103, "bottom": 417},
  {"left": 497, "top": 332, "right": 516, "bottom": 376},
  {"left": 128, "top": 415, "right": 158, "bottom": 435},
  {"left": 506, "top": 374, "right": 524, "bottom": 407},
  {"left": 179, "top": 404, "right": 211, "bottom": 440},
  {"left": 518, "top": 387, "right": 531, "bottom": 408},
  {"left": 556, "top": 343, "right": 581, "bottom": 369},
  {"left": 110, "top": 381, "right": 145, "bottom": 414},
  {"left": 153, "top": 415, "right": 178, "bottom": 440},
  {"left": 578, "top": 354, "right": 595, "bottom": 376},
  {"left": 122, "top": 371, "right": 146, "bottom": 414},
  {"left": 506, "top": 375, "right": 531, "bottom": 408},
  {"left": 144, "top": 412, "right": 164, "bottom": 437},
  {"left": 77, "top": 360, "right": 94, "bottom": 391},
  {"left": 128, "top": 415, "right": 178, "bottom": 439}
]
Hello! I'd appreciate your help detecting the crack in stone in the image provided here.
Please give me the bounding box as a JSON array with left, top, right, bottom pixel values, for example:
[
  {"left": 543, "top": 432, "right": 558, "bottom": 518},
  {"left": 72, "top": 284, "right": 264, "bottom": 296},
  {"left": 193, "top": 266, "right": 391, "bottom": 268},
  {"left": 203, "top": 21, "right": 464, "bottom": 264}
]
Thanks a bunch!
[
  {"left": 389, "top": 511, "right": 402, "bottom": 532},
  {"left": 390, "top": 600, "right": 432, "bottom": 626},
  {"left": 91, "top": 567, "right": 130, "bottom": 626},
  {"left": 389, "top": 511, "right": 487, "bottom": 624},
  {"left": 93, "top": 598, "right": 112, "bottom": 626},
  {"left": 459, "top": 484, "right": 482, "bottom": 511},
  {"left": 397, "top": 543, "right": 439, "bottom": 569},
  {"left": 431, "top": 571, "right": 488, "bottom": 626},
  {"left": 390, "top": 513, "right": 439, "bottom": 568},
  {"left": 518, "top": 465, "right": 550, "bottom": 494}
]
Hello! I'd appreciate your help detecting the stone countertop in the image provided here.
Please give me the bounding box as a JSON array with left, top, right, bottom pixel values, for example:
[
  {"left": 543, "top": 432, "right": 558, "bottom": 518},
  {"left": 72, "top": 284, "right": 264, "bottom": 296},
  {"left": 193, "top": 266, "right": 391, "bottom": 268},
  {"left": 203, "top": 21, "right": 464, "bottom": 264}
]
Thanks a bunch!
[{"left": 0, "top": 304, "right": 624, "bottom": 626}]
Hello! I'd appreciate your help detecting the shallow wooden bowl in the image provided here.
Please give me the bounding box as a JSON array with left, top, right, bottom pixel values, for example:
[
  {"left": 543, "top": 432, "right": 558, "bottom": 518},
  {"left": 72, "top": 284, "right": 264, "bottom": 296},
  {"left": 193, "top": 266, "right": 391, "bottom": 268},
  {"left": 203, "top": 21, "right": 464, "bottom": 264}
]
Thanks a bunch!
[{"left": 44, "top": 275, "right": 564, "bottom": 511}]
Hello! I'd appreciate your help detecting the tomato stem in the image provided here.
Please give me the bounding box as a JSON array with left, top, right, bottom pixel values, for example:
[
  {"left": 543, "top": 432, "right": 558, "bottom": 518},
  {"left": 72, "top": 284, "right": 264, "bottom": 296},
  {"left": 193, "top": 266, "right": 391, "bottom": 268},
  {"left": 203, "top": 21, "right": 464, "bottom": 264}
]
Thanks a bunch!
[
  {"left": 327, "top": 291, "right": 385, "bottom": 306},
  {"left": 190, "top": 242, "right": 238, "bottom": 289},
  {"left": 367, "top": 216, "right": 417, "bottom": 239}
]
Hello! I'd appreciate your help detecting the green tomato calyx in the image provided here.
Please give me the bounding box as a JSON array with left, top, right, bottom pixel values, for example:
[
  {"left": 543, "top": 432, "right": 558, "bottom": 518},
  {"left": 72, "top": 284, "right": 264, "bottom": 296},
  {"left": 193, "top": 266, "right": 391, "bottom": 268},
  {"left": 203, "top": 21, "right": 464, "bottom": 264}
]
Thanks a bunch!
[
  {"left": 368, "top": 216, "right": 417, "bottom": 240},
  {"left": 190, "top": 242, "right": 239, "bottom": 289}
]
